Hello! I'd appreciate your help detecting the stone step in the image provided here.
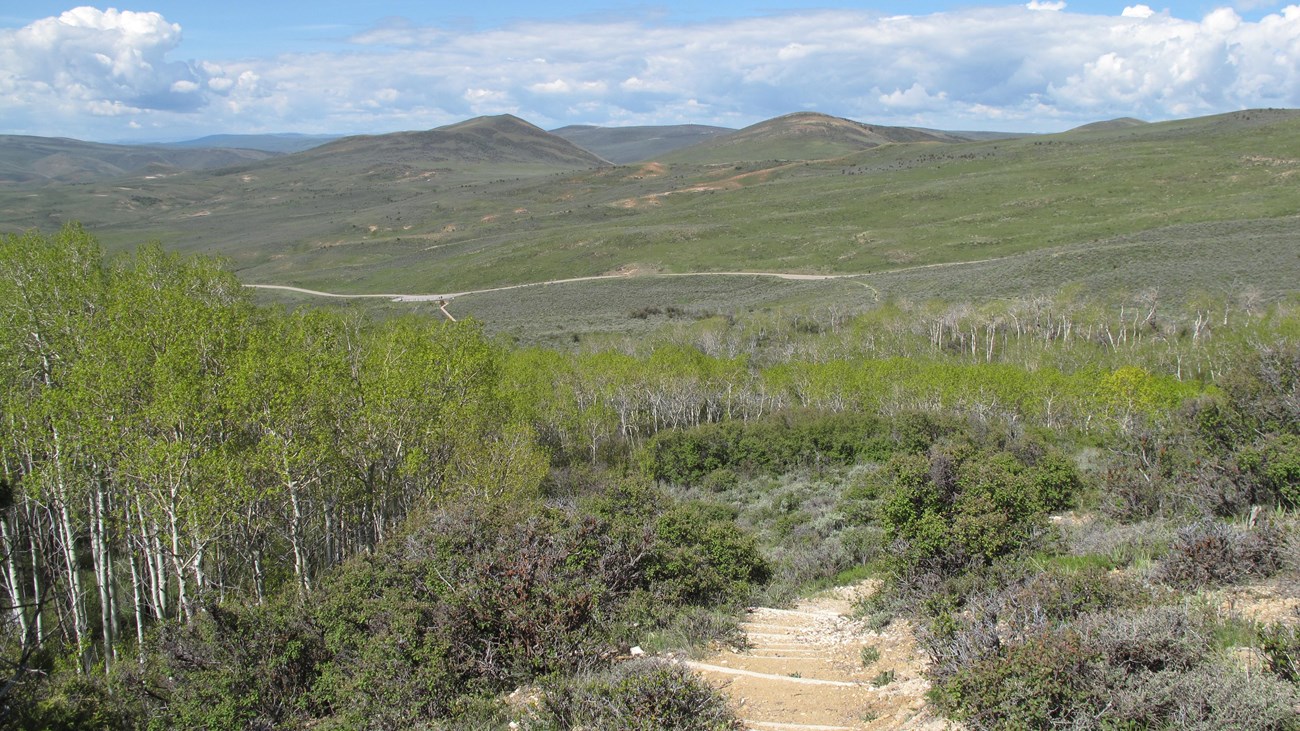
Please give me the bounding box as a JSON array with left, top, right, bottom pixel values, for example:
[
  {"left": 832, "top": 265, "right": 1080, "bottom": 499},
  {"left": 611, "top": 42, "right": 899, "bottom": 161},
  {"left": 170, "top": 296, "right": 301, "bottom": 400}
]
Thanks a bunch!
[
  {"left": 744, "top": 721, "right": 855, "bottom": 731},
  {"left": 689, "top": 657, "right": 864, "bottom": 684}
]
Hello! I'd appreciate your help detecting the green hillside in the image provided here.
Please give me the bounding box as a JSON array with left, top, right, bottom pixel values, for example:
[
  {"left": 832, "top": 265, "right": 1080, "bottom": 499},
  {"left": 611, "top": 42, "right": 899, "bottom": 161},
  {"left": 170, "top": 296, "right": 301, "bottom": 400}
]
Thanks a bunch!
[
  {"left": 656, "top": 111, "right": 965, "bottom": 163},
  {"left": 0, "top": 135, "right": 279, "bottom": 185},
  {"left": 1, "top": 108, "right": 1297, "bottom": 305},
  {"left": 551, "top": 123, "right": 735, "bottom": 163},
  {"left": 164, "top": 132, "right": 341, "bottom": 153}
]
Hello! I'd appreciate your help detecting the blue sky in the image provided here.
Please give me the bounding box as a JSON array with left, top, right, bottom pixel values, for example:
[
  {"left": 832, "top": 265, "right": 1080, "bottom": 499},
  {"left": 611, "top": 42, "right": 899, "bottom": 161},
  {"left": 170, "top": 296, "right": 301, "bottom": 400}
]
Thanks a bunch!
[{"left": 3, "top": 2, "right": 1299, "bottom": 140}]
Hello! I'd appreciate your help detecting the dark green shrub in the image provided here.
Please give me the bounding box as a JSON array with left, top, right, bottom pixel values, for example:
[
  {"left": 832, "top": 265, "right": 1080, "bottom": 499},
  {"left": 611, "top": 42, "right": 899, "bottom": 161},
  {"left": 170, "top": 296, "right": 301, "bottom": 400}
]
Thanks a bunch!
[
  {"left": 123, "top": 482, "right": 766, "bottom": 730},
  {"left": 649, "top": 502, "right": 770, "bottom": 605},
  {"left": 878, "top": 446, "right": 1072, "bottom": 570},
  {"left": 1238, "top": 433, "right": 1300, "bottom": 507},
  {"left": 527, "top": 659, "right": 740, "bottom": 730},
  {"left": 134, "top": 599, "right": 327, "bottom": 731},
  {"left": 1027, "top": 452, "right": 1084, "bottom": 512},
  {"left": 2, "top": 669, "right": 135, "bottom": 731},
  {"left": 641, "top": 410, "right": 902, "bottom": 485},
  {"left": 700, "top": 467, "right": 740, "bottom": 492}
]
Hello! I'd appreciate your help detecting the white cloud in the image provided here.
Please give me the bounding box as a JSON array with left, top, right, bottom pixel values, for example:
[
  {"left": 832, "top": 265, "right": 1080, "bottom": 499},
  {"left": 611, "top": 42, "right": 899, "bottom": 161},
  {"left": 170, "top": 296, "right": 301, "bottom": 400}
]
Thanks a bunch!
[
  {"left": 1122, "top": 5, "right": 1156, "bottom": 18},
  {"left": 5, "top": 4, "right": 1300, "bottom": 138},
  {"left": 528, "top": 79, "right": 608, "bottom": 94},
  {"left": 878, "top": 83, "right": 948, "bottom": 109},
  {"left": 1, "top": 7, "right": 202, "bottom": 109}
]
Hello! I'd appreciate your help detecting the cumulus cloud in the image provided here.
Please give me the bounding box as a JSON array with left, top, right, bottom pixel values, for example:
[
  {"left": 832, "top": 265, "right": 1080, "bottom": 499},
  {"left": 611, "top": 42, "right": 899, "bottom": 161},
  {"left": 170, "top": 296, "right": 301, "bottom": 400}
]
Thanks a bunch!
[
  {"left": 1122, "top": 5, "right": 1156, "bottom": 18},
  {"left": 878, "top": 83, "right": 948, "bottom": 109},
  {"left": 0, "top": 6, "right": 204, "bottom": 133},
  {"left": 4, "top": 4, "right": 1300, "bottom": 138}
]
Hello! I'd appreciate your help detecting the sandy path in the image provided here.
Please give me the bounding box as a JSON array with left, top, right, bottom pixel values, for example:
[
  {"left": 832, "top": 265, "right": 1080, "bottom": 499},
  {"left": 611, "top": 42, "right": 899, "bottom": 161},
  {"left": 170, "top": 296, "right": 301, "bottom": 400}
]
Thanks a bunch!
[{"left": 685, "top": 582, "right": 954, "bottom": 731}]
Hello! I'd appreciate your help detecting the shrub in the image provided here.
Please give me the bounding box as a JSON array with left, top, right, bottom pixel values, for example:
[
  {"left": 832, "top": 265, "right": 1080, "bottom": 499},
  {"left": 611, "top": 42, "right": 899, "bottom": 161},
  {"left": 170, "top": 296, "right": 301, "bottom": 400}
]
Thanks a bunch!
[
  {"left": 1259, "top": 622, "right": 1300, "bottom": 683},
  {"left": 132, "top": 599, "right": 327, "bottom": 731},
  {"left": 525, "top": 659, "right": 740, "bottom": 730},
  {"left": 3, "top": 669, "right": 137, "bottom": 731},
  {"left": 641, "top": 409, "right": 912, "bottom": 486},
  {"left": 860, "top": 645, "right": 881, "bottom": 667},
  {"left": 1238, "top": 433, "right": 1300, "bottom": 507},
  {"left": 999, "top": 567, "right": 1148, "bottom": 632},
  {"left": 127, "top": 482, "right": 767, "bottom": 730},
  {"left": 930, "top": 626, "right": 1100, "bottom": 729},
  {"left": 877, "top": 446, "right": 1071, "bottom": 570},
  {"left": 649, "top": 502, "right": 771, "bottom": 605},
  {"left": 700, "top": 467, "right": 740, "bottom": 493},
  {"left": 1101, "top": 664, "right": 1298, "bottom": 731},
  {"left": 1079, "top": 605, "right": 1210, "bottom": 674},
  {"left": 927, "top": 604, "right": 1266, "bottom": 731},
  {"left": 1153, "top": 519, "right": 1284, "bottom": 589}
]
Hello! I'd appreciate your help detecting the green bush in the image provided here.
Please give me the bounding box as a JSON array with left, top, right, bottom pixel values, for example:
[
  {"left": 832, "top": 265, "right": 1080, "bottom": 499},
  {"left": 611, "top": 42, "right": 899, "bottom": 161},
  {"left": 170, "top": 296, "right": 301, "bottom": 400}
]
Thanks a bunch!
[
  {"left": 122, "top": 481, "right": 767, "bottom": 730},
  {"left": 877, "top": 445, "right": 1077, "bottom": 570},
  {"left": 700, "top": 467, "right": 740, "bottom": 492},
  {"left": 2, "top": 669, "right": 135, "bottom": 731},
  {"left": 649, "top": 502, "right": 770, "bottom": 605},
  {"left": 525, "top": 659, "right": 740, "bottom": 730},
  {"left": 1259, "top": 622, "right": 1300, "bottom": 683},
  {"left": 131, "top": 599, "right": 327, "bottom": 731},
  {"left": 1238, "top": 433, "right": 1300, "bottom": 507},
  {"left": 641, "top": 410, "right": 902, "bottom": 485}
]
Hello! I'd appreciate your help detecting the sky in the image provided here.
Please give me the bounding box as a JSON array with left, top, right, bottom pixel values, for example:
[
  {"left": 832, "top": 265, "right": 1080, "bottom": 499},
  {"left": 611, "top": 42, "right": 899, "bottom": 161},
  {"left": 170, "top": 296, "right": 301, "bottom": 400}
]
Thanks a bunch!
[{"left": 2, "top": 2, "right": 1299, "bottom": 141}]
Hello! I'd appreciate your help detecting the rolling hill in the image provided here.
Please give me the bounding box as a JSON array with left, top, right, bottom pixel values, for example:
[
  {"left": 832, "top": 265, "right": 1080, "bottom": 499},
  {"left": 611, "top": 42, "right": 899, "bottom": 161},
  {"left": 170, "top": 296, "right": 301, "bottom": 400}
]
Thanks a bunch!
[
  {"left": 1069, "top": 117, "right": 1149, "bottom": 133},
  {"left": 657, "top": 112, "right": 967, "bottom": 163},
  {"left": 294, "top": 114, "right": 610, "bottom": 170},
  {"left": 2, "top": 108, "right": 1298, "bottom": 321},
  {"left": 164, "top": 133, "right": 341, "bottom": 154},
  {"left": 551, "top": 124, "right": 736, "bottom": 163},
  {"left": 0, "top": 136, "right": 279, "bottom": 185}
]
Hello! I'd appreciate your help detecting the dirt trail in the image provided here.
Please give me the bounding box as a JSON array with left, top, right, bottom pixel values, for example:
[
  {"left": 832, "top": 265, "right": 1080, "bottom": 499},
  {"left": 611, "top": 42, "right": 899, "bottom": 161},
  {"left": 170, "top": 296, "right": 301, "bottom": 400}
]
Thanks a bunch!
[
  {"left": 242, "top": 256, "right": 1021, "bottom": 305},
  {"left": 685, "top": 582, "right": 954, "bottom": 731}
]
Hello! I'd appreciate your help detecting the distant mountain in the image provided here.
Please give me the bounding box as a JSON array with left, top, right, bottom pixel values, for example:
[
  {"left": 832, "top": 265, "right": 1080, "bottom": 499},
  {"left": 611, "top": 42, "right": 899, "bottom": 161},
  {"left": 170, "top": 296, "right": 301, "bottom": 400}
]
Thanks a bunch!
[
  {"left": 0, "top": 136, "right": 279, "bottom": 185},
  {"left": 282, "top": 114, "right": 610, "bottom": 174},
  {"left": 659, "top": 112, "right": 963, "bottom": 163},
  {"left": 5, "top": 107, "right": 1297, "bottom": 305},
  {"left": 1068, "top": 117, "right": 1149, "bottom": 133},
  {"left": 165, "top": 133, "right": 341, "bottom": 154},
  {"left": 911, "top": 127, "right": 1031, "bottom": 142},
  {"left": 550, "top": 124, "right": 735, "bottom": 163}
]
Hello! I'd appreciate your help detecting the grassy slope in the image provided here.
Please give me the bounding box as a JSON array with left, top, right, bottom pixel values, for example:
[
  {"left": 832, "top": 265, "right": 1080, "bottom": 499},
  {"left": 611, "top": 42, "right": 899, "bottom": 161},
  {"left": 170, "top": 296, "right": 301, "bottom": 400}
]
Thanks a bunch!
[
  {"left": 0, "top": 135, "right": 279, "bottom": 185},
  {"left": 550, "top": 124, "right": 735, "bottom": 164},
  {"left": 4, "top": 109, "right": 1299, "bottom": 309}
]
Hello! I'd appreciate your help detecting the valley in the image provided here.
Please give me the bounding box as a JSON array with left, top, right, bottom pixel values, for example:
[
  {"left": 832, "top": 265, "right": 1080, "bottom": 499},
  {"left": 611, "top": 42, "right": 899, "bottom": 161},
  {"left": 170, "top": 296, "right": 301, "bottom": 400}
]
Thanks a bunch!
[{"left": 2, "top": 105, "right": 1299, "bottom": 730}]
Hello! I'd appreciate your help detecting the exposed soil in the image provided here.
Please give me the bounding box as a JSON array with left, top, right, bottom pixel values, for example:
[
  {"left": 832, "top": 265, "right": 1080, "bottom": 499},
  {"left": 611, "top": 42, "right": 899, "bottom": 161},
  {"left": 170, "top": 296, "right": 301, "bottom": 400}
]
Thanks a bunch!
[{"left": 685, "top": 582, "right": 957, "bottom": 731}]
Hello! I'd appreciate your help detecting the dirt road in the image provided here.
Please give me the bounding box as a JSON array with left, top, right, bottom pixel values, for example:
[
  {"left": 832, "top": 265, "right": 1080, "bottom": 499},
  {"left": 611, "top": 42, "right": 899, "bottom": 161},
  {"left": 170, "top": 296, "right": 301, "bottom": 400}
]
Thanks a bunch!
[{"left": 245, "top": 270, "right": 868, "bottom": 304}]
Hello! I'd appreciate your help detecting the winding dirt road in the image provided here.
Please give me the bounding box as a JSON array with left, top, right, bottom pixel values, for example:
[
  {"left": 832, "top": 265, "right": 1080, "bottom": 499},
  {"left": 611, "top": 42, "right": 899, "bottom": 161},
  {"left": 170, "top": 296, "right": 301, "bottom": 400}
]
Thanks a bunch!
[
  {"left": 241, "top": 253, "right": 1035, "bottom": 305},
  {"left": 245, "top": 270, "right": 871, "bottom": 304}
]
